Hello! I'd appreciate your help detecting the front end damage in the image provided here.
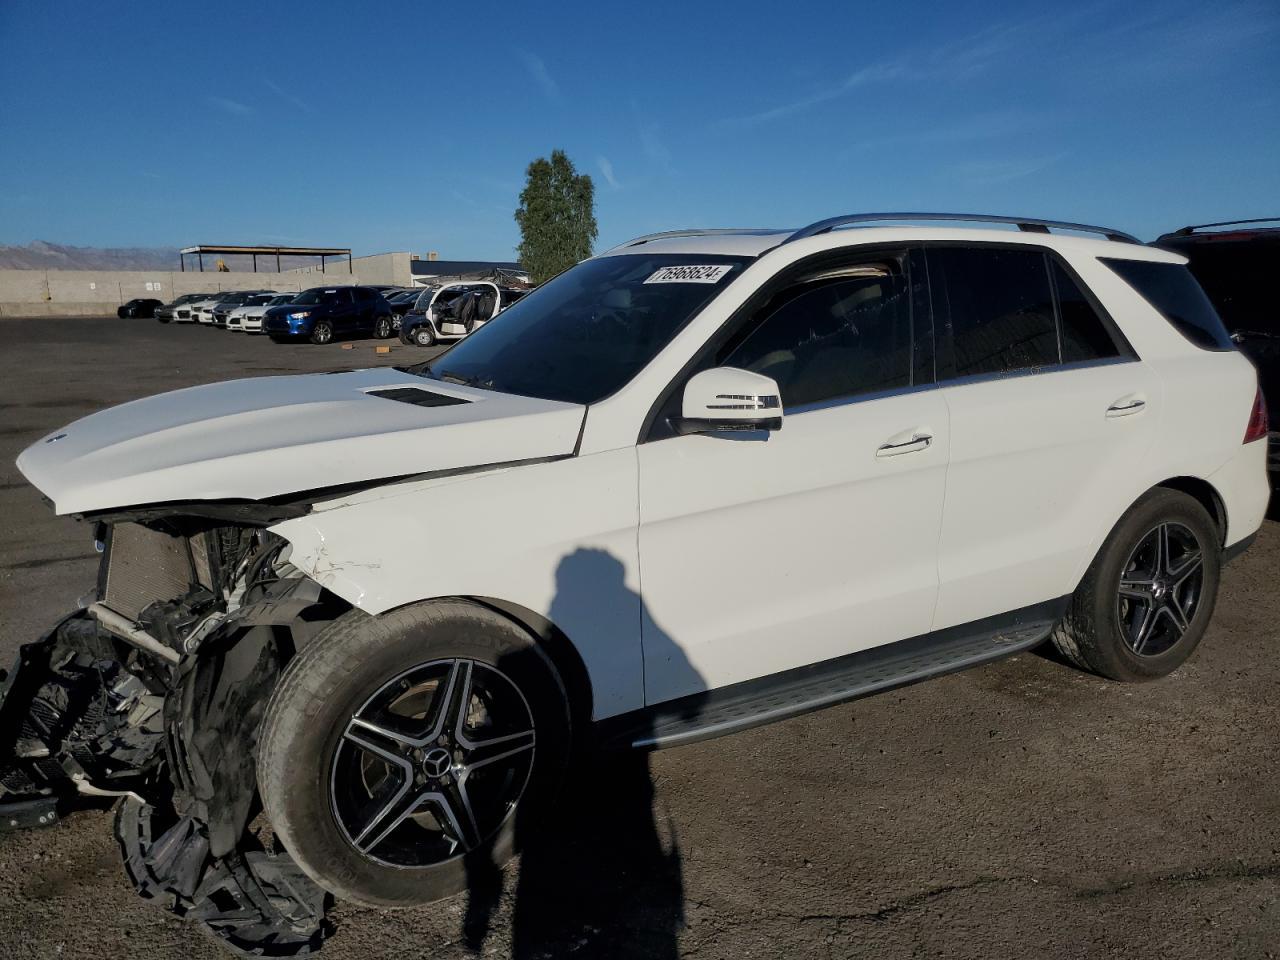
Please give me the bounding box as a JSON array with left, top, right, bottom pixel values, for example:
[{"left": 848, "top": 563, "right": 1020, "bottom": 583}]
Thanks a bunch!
[{"left": 0, "top": 509, "right": 345, "bottom": 955}]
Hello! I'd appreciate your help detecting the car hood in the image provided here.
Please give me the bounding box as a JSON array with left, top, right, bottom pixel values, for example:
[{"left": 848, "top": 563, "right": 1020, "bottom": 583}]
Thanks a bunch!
[
  {"left": 17, "top": 369, "right": 586, "bottom": 515},
  {"left": 264, "top": 304, "right": 311, "bottom": 317}
]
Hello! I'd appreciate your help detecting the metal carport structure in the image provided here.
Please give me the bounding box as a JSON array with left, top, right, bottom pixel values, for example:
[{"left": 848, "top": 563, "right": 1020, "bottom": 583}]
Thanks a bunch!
[{"left": 179, "top": 244, "right": 353, "bottom": 273}]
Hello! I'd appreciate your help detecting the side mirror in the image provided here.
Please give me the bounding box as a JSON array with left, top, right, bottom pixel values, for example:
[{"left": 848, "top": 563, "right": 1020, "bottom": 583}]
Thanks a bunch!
[{"left": 677, "top": 367, "right": 782, "bottom": 435}]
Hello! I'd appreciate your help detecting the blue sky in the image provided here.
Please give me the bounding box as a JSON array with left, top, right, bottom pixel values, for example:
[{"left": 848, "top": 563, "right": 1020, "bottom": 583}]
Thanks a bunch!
[{"left": 1, "top": 0, "right": 1277, "bottom": 258}]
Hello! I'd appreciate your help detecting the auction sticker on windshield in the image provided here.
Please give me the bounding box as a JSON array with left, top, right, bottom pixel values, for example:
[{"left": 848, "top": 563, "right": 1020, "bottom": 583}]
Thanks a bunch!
[{"left": 644, "top": 264, "right": 734, "bottom": 284}]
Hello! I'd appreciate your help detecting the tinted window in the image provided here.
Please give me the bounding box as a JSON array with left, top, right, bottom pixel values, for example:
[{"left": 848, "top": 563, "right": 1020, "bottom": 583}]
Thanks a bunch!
[
  {"left": 1102, "top": 258, "right": 1233, "bottom": 351},
  {"left": 1052, "top": 261, "right": 1123, "bottom": 363},
  {"left": 421, "top": 254, "right": 747, "bottom": 404},
  {"left": 930, "top": 247, "right": 1058, "bottom": 378},
  {"left": 1160, "top": 239, "right": 1277, "bottom": 334},
  {"left": 721, "top": 265, "right": 912, "bottom": 408},
  {"left": 355, "top": 287, "right": 375, "bottom": 301},
  {"left": 321, "top": 289, "right": 352, "bottom": 305}
]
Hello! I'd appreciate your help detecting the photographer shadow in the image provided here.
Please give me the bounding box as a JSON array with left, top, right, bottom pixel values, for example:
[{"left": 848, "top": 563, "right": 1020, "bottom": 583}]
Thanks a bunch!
[{"left": 464, "top": 547, "right": 698, "bottom": 959}]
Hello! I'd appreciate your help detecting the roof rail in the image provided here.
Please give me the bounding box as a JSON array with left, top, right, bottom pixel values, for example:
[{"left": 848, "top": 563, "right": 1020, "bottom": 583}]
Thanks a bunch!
[
  {"left": 783, "top": 212, "right": 1142, "bottom": 245},
  {"left": 607, "top": 228, "right": 786, "bottom": 252},
  {"left": 1165, "top": 217, "right": 1280, "bottom": 236}
]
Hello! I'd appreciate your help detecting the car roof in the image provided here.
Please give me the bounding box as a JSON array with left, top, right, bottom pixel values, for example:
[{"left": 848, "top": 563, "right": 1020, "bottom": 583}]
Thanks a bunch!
[{"left": 599, "top": 226, "right": 1182, "bottom": 263}]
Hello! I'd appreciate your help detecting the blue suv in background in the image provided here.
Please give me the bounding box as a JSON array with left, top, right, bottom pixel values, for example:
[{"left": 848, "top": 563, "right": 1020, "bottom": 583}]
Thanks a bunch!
[{"left": 262, "top": 286, "right": 396, "bottom": 344}]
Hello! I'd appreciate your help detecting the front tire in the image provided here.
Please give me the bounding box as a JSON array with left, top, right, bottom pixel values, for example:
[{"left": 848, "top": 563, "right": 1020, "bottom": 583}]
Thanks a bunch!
[
  {"left": 413, "top": 325, "right": 435, "bottom": 347},
  {"left": 1052, "top": 488, "right": 1221, "bottom": 682},
  {"left": 310, "top": 320, "right": 334, "bottom": 345},
  {"left": 257, "top": 602, "right": 571, "bottom": 908}
]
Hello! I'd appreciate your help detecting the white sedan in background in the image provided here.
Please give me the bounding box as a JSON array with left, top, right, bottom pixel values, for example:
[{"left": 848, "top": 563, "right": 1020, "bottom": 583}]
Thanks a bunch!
[{"left": 228, "top": 293, "right": 294, "bottom": 333}]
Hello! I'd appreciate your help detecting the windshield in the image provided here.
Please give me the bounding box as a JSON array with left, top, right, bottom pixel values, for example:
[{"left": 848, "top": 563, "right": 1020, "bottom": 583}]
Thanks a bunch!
[
  {"left": 292, "top": 288, "right": 333, "bottom": 305},
  {"left": 418, "top": 254, "right": 748, "bottom": 404}
]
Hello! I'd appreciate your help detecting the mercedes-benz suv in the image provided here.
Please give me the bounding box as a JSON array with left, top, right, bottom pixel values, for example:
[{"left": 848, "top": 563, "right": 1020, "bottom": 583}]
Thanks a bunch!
[{"left": 1, "top": 214, "right": 1267, "bottom": 955}]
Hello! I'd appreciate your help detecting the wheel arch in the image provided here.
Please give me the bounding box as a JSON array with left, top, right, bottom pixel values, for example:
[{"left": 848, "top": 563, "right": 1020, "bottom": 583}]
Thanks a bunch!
[
  {"left": 366, "top": 594, "right": 596, "bottom": 735},
  {"left": 467, "top": 596, "right": 595, "bottom": 733},
  {"left": 1154, "top": 476, "right": 1227, "bottom": 545},
  {"left": 1069, "top": 474, "right": 1228, "bottom": 595}
]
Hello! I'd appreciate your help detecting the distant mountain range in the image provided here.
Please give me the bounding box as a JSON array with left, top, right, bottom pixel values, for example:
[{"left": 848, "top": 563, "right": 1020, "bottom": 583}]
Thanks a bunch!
[
  {"left": 0, "top": 241, "right": 335, "bottom": 272},
  {"left": 0, "top": 240, "right": 181, "bottom": 271}
]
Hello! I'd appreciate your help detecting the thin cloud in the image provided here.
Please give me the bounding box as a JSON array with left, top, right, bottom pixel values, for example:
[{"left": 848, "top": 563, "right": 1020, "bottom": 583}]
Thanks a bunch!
[
  {"left": 596, "top": 155, "right": 619, "bottom": 189},
  {"left": 717, "top": 63, "right": 904, "bottom": 129},
  {"left": 264, "top": 78, "right": 316, "bottom": 114},
  {"left": 518, "top": 52, "right": 560, "bottom": 102},
  {"left": 715, "top": 16, "right": 1055, "bottom": 130},
  {"left": 639, "top": 122, "right": 674, "bottom": 174},
  {"left": 206, "top": 95, "right": 253, "bottom": 116},
  {"left": 954, "top": 153, "right": 1067, "bottom": 186}
]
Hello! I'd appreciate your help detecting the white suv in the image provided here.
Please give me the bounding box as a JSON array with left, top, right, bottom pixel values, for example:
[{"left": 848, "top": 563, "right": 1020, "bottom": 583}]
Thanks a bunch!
[{"left": 4, "top": 214, "right": 1269, "bottom": 952}]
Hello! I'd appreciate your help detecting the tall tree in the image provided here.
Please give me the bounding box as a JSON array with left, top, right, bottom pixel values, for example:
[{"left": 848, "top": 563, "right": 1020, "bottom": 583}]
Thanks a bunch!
[{"left": 515, "top": 150, "right": 597, "bottom": 284}]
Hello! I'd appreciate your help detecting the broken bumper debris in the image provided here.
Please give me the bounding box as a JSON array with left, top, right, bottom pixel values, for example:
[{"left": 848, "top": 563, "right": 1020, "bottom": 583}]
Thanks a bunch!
[{"left": 0, "top": 517, "right": 338, "bottom": 956}]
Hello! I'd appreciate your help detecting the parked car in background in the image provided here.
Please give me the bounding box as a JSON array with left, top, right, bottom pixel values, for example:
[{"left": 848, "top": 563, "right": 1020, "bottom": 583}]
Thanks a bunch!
[
  {"left": 399, "top": 281, "right": 527, "bottom": 346},
  {"left": 4, "top": 213, "right": 1268, "bottom": 952},
  {"left": 385, "top": 289, "right": 421, "bottom": 320},
  {"left": 1157, "top": 218, "right": 1280, "bottom": 486},
  {"left": 262, "top": 285, "right": 395, "bottom": 344},
  {"left": 156, "top": 292, "right": 210, "bottom": 323},
  {"left": 211, "top": 291, "right": 275, "bottom": 327},
  {"left": 189, "top": 293, "right": 230, "bottom": 325},
  {"left": 233, "top": 293, "right": 295, "bottom": 334},
  {"left": 226, "top": 293, "right": 283, "bottom": 331},
  {"left": 117, "top": 298, "right": 163, "bottom": 319}
]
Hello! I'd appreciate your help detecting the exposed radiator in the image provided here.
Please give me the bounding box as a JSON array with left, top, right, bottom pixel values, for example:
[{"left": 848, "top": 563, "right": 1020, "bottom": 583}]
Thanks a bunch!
[{"left": 101, "top": 523, "right": 196, "bottom": 620}]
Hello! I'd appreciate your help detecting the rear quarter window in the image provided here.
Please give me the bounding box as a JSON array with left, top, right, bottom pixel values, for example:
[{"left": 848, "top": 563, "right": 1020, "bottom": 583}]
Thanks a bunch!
[{"left": 1102, "top": 258, "right": 1234, "bottom": 351}]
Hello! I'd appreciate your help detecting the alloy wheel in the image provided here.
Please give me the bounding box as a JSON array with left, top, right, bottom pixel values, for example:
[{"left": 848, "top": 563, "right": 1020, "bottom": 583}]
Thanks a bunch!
[
  {"left": 1116, "top": 521, "right": 1205, "bottom": 657},
  {"left": 313, "top": 323, "right": 333, "bottom": 344},
  {"left": 329, "top": 658, "right": 536, "bottom": 867}
]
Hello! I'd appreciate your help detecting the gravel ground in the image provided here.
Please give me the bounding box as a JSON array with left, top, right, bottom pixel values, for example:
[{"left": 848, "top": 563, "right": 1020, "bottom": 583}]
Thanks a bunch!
[{"left": 1, "top": 317, "right": 1277, "bottom": 960}]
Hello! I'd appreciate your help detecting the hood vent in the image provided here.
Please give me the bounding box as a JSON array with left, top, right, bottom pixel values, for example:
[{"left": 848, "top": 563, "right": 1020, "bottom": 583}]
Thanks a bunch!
[{"left": 365, "top": 387, "right": 471, "bottom": 408}]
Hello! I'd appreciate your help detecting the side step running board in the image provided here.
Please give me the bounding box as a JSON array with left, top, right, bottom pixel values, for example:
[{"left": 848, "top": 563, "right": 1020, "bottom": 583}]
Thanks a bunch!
[{"left": 598, "top": 597, "right": 1067, "bottom": 751}]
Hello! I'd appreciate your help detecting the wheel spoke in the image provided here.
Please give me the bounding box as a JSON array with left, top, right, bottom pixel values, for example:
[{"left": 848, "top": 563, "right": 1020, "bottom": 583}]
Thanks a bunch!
[
  {"left": 1156, "top": 523, "right": 1171, "bottom": 575},
  {"left": 431, "top": 779, "right": 482, "bottom": 852},
  {"left": 1163, "top": 597, "right": 1190, "bottom": 635},
  {"left": 1130, "top": 602, "right": 1158, "bottom": 654},
  {"left": 346, "top": 768, "right": 422, "bottom": 852},
  {"left": 461, "top": 729, "right": 536, "bottom": 769},
  {"left": 1169, "top": 551, "right": 1203, "bottom": 587},
  {"left": 344, "top": 721, "right": 416, "bottom": 765},
  {"left": 1119, "top": 576, "right": 1155, "bottom": 600},
  {"left": 443, "top": 660, "right": 475, "bottom": 744}
]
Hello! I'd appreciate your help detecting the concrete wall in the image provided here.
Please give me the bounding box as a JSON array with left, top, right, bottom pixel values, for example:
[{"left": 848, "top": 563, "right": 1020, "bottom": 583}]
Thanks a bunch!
[
  {"left": 0, "top": 267, "right": 375, "bottom": 317},
  {"left": 286, "top": 252, "right": 412, "bottom": 287}
]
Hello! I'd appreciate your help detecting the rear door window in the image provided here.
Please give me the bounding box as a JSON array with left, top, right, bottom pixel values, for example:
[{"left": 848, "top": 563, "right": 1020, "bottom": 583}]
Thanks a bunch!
[
  {"left": 1102, "top": 259, "right": 1234, "bottom": 351},
  {"left": 928, "top": 246, "right": 1058, "bottom": 378},
  {"left": 1052, "top": 261, "right": 1125, "bottom": 363}
]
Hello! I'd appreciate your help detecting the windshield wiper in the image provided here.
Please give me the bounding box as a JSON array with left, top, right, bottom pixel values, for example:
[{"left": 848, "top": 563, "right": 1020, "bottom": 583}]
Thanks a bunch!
[{"left": 439, "top": 372, "right": 485, "bottom": 387}]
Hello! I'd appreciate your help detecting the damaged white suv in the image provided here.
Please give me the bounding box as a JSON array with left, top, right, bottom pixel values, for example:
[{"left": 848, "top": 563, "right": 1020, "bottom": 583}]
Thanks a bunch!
[{"left": 1, "top": 214, "right": 1269, "bottom": 954}]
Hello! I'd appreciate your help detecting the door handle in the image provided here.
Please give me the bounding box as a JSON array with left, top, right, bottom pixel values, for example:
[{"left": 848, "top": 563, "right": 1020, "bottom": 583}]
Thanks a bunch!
[
  {"left": 877, "top": 431, "right": 933, "bottom": 458},
  {"left": 1106, "top": 396, "right": 1147, "bottom": 418}
]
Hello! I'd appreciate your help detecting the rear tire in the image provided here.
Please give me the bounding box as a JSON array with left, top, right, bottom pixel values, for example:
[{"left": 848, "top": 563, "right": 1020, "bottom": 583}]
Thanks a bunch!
[
  {"left": 257, "top": 601, "right": 571, "bottom": 908},
  {"left": 373, "top": 316, "right": 393, "bottom": 339},
  {"left": 1051, "top": 488, "right": 1221, "bottom": 682}
]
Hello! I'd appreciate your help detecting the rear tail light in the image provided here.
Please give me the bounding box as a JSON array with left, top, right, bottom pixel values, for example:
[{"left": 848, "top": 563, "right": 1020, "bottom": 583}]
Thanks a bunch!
[{"left": 1244, "top": 386, "right": 1269, "bottom": 444}]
